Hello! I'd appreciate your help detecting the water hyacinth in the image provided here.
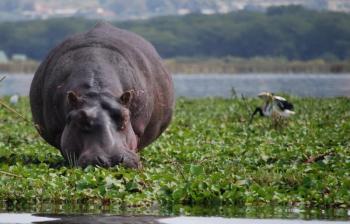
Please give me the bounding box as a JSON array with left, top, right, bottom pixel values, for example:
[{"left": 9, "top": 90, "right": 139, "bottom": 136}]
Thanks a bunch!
[{"left": 0, "top": 96, "right": 349, "bottom": 212}]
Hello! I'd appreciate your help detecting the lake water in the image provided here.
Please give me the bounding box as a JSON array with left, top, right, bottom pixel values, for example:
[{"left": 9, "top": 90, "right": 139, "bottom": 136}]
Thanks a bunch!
[
  {"left": 1, "top": 74, "right": 350, "bottom": 97},
  {"left": 0, "top": 206, "right": 349, "bottom": 223},
  {"left": 0, "top": 213, "right": 349, "bottom": 224}
]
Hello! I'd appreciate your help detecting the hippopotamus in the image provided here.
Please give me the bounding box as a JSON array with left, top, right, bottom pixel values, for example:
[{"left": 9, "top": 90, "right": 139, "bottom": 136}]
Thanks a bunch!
[{"left": 29, "top": 22, "right": 174, "bottom": 168}]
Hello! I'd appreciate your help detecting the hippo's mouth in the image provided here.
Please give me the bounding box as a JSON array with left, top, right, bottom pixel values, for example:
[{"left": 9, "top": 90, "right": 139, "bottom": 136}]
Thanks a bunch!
[
  {"left": 109, "top": 149, "right": 141, "bottom": 169},
  {"left": 74, "top": 149, "right": 141, "bottom": 169}
]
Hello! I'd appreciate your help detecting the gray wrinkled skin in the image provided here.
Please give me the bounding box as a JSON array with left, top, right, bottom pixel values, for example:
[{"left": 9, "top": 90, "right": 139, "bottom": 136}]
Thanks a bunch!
[{"left": 30, "top": 22, "right": 174, "bottom": 168}]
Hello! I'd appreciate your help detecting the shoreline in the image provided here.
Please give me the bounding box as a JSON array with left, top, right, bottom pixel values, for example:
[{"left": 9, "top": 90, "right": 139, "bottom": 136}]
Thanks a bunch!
[{"left": 1, "top": 57, "right": 350, "bottom": 75}]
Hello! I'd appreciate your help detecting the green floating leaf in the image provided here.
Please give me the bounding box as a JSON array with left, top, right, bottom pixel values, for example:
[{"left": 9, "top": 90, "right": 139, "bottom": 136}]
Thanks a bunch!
[
  {"left": 126, "top": 180, "right": 139, "bottom": 192},
  {"left": 190, "top": 165, "right": 204, "bottom": 176}
]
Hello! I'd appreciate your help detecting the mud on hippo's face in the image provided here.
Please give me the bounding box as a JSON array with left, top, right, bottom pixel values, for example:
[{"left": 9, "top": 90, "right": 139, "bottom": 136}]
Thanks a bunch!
[{"left": 60, "top": 91, "right": 140, "bottom": 168}]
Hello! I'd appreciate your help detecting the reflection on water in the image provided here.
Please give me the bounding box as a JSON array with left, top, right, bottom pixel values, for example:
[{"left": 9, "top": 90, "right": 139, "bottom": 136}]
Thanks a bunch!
[
  {"left": 1, "top": 203, "right": 349, "bottom": 220},
  {"left": 1, "top": 74, "right": 350, "bottom": 97},
  {"left": 0, "top": 213, "right": 349, "bottom": 224},
  {"left": 0, "top": 205, "right": 349, "bottom": 224},
  {"left": 0, "top": 214, "right": 58, "bottom": 223},
  {"left": 159, "top": 217, "right": 350, "bottom": 224}
]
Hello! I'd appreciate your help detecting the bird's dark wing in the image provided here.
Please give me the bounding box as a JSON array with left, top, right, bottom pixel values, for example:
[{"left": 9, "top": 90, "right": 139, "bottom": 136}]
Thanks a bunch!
[{"left": 275, "top": 99, "right": 294, "bottom": 111}]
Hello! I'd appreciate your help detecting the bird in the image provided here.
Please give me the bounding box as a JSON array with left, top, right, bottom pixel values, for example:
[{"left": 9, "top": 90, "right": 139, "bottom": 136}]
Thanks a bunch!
[
  {"left": 9, "top": 93, "right": 19, "bottom": 105},
  {"left": 250, "top": 91, "right": 295, "bottom": 123}
]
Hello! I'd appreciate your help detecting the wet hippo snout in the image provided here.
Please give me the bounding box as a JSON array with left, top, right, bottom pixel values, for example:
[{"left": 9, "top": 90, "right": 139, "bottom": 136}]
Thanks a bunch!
[
  {"left": 110, "top": 150, "right": 141, "bottom": 169},
  {"left": 77, "top": 150, "right": 141, "bottom": 169},
  {"left": 77, "top": 153, "right": 111, "bottom": 168}
]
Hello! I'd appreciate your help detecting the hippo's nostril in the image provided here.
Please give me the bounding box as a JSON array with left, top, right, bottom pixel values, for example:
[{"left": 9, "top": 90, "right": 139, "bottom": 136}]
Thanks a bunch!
[
  {"left": 78, "top": 160, "right": 89, "bottom": 169},
  {"left": 77, "top": 153, "right": 111, "bottom": 168},
  {"left": 96, "top": 156, "right": 110, "bottom": 167},
  {"left": 112, "top": 150, "right": 141, "bottom": 169}
]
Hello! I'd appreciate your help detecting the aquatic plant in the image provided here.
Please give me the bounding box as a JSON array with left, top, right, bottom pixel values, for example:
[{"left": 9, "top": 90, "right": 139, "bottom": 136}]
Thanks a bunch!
[{"left": 0, "top": 96, "right": 349, "bottom": 211}]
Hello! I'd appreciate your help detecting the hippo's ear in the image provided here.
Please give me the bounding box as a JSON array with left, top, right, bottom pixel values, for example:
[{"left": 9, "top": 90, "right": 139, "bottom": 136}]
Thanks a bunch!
[
  {"left": 120, "top": 90, "right": 134, "bottom": 107},
  {"left": 67, "top": 91, "right": 82, "bottom": 108}
]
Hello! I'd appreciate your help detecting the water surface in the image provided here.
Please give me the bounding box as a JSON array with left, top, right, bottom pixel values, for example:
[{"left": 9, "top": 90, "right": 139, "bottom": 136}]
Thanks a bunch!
[
  {"left": 173, "top": 74, "right": 350, "bottom": 98},
  {"left": 1, "top": 74, "right": 350, "bottom": 97},
  {"left": 0, "top": 214, "right": 349, "bottom": 224}
]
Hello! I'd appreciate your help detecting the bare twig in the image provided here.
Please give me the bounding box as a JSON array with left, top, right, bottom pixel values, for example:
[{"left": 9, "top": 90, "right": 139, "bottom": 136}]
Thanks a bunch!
[
  {"left": 0, "top": 94, "right": 42, "bottom": 139},
  {"left": 171, "top": 160, "right": 187, "bottom": 182},
  {"left": 230, "top": 87, "right": 237, "bottom": 98},
  {"left": 305, "top": 151, "right": 335, "bottom": 163},
  {"left": 241, "top": 94, "right": 256, "bottom": 128},
  {"left": 241, "top": 94, "right": 254, "bottom": 124},
  {"left": 240, "top": 94, "right": 255, "bottom": 155},
  {"left": 0, "top": 170, "right": 22, "bottom": 178},
  {"left": 0, "top": 76, "right": 29, "bottom": 123},
  {"left": 241, "top": 94, "right": 252, "bottom": 114},
  {"left": 0, "top": 99, "right": 30, "bottom": 123}
]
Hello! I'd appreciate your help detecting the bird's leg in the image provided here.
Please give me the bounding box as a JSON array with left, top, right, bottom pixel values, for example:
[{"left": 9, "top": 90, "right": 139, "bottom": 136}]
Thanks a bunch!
[{"left": 249, "top": 107, "right": 263, "bottom": 124}]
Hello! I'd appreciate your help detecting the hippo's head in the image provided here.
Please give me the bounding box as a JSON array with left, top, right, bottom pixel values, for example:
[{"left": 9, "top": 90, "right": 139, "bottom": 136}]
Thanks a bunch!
[{"left": 60, "top": 90, "right": 140, "bottom": 168}]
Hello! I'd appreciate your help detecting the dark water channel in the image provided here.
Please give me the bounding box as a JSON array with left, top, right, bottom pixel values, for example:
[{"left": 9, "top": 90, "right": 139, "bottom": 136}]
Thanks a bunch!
[{"left": 1, "top": 74, "right": 350, "bottom": 97}]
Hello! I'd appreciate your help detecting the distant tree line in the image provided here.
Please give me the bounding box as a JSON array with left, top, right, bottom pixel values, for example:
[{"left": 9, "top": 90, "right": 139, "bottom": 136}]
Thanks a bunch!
[{"left": 0, "top": 6, "right": 350, "bottom": 61}]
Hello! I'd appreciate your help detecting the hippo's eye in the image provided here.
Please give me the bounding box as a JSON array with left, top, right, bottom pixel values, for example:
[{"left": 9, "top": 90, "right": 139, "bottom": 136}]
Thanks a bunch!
[
  {"left": 116, "top": 118, "right": 126, "bottom": 131},
  {"left": 78, "top": 117, "right": 94, "bottom": 131},
  {"left": 80, "top": 122, "right": 93, "bottom": 132},
  {"left": 119, "top": 120, "right": 126, "bottom": 131},
  {"left": 110, "top": 111, "right": 126, "bottom": 130}
]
